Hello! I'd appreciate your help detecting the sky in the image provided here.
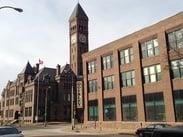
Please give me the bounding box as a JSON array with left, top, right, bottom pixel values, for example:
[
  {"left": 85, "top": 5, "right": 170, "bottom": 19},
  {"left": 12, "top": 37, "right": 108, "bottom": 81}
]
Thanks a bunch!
[{"left": 0, "top": 0, "right": 183, "bottom": 92}]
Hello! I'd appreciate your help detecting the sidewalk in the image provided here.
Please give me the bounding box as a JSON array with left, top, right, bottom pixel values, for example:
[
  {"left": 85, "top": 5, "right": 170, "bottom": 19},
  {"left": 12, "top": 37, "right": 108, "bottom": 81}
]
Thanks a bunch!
[
  {"left": 21, "top": 122, "right": 136, "bottom": 136},
  {"left": 62, "top": 124, "right": 136, "bottom": 135}
]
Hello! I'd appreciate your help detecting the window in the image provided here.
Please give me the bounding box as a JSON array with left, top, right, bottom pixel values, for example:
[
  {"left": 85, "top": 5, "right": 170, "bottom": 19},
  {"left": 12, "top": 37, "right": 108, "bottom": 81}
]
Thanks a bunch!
[
  {"left": 103, "top": 98, "right": 116, "bottom": 121},
  {"left": 121, "top": 70, "right": 135, "bottom": 87},
  {"left": 88, "top": 100, "right": 98, "bottom": 121},
  {"left": 9, "top": 109, "right": 14, "bottom": 117},
  {"left": 120, "top": 48, "right": 134, "bottom": 65},
  {"left": 25, "top": 90, "right": 33, "bottom": 103},
  {"left": 6, "top": 109, "right": 14, "bottom": 118},
  {"left": 143, "top": 64, "right": 161, "bottom": 83},
  {"left": 103, "top": 76, "right": 114, "bottom": 90},
  {"left": 88, "top": 60, "right": 96, "bottom": 74},
  {"left": 173, "top": 90, "right": 183, "bottom": 122},
  {"left": 141, "top": 39, "right": 159, "bottom": 58},
  {"left": 102, "top": 54, "right": 113, "bottom": 70},
  {"left": 25, "top": 107, "right": 32, "bottom": 117},
  {"left": 9, "top": 98, "right": 14, "bottom": 106},
  {"left": 68, "top": 94, "right": 71, "bottom": 102},
  {"left": 168, "top": 28, "right": 183, "bottom": 49},
  {"left": 122, "top": 95, "right": 138, "bottom": 121},
  {"left": 88, "top": 80, "right": 97, "bottom": 93},
  {"left": 15, "top": 97, "right": 19, "bottom": 105},
  {"left": 145, "top": 92, "right": 165, "bottom": 122},
  {"left": 5, "top": 110, "right": 8, "bottom": 118},
  {"left": 171, "top": 59, "right": 183, "bottom": 79},
  {"left": 6, "top": 99, "right": 9, "bottom": 106}
]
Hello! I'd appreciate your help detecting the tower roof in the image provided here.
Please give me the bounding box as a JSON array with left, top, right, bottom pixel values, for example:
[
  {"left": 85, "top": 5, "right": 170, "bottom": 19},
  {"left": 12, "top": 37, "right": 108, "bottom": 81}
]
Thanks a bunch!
[
  {"left": 20, "top": 61, "right": 34, "bottom": 74},
  {"left": 69, "top": 3, "right": 88, "bottom": 21}
]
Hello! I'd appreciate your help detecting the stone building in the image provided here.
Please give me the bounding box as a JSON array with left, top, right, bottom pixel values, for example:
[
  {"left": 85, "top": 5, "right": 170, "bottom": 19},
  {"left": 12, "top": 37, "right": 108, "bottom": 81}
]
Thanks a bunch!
[{"left": 0, "top": 62, "right": 75, "bottom": 124}]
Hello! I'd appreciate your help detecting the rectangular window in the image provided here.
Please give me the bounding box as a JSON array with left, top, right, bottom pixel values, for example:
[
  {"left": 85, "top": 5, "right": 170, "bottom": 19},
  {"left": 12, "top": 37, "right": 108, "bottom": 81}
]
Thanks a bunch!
[
  {"left": 29, "top": 107, "right": 32, "bottom": 117},
  {"left": 173, "top": 90, "right": 183, "bottom": 122},
  {"left": 121, "top": 70, "right": 135, "bottom": 87},
  {"left": 168, "top": 28, "right": 183, "bottom": 49},
  {"left": 141, "top": 38, "right": 159, "bottom": 58},
  {"left": 88, "top": 80, "right": 97, "bottom": 93},
  {"left": 120, "top": 48, "right": 134, "bottom": 65},
  {"left": 171, "top": 59, "right": 183, "bottom": 79},
  {"left": 9, "top": 109, "right": 14, "bottom": 117},
  {"left": 25, "top": 90, "right": 33, "bottom": 103},
  {"left": 5, "top": 110, "right": 8, "bottom": 118},
  {"left": 25, "top": 107, "right": 32, "bottom": 117},
  {"left": 143, "top": 64, "right": 161, "bottom": 83},
  {"left": 15, "top": 97, "right": 19, "bottom": 105},
  {"left": 122, "top": 95, "right": 138, "bottom": 121},
  {"left": 103, "top": 98, "right": 116, "bottom": 121},
  {"left": 103, "top": 75, "right": 114, "bottom": 90},
  {"left": 88, "top": 100, "right": 98, "bottom": 121},
  {"left": 145, "top": 92, "right": 165, "bottom": 122},
  {"left": 102, "top": 54, "right": 113, "bottom": 70},
  {"left": 88, "top": 60, "right": 97, "bottom": 74}
]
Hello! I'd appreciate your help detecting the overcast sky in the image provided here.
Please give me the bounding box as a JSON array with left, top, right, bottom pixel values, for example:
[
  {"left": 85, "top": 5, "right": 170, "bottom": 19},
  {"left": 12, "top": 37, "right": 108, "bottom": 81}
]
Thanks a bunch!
[{"left": 0, "top": 0, "right": 182, "bottom": 92}]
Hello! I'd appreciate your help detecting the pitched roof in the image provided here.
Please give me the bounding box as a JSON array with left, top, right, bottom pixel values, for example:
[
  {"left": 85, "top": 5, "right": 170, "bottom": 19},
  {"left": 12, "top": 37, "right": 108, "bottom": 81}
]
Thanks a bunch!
[
  {"left": 34, "top": 67, "right": 56, "bottom": 82},
  {"left": 60, "top": 64, "right": 70, "bottom": 74},
  {"left": 69, "top": 3, "right": 88, "bottom": 21},
  {"left": 20, "top": 62, "right": 34, "bottom": 74}
]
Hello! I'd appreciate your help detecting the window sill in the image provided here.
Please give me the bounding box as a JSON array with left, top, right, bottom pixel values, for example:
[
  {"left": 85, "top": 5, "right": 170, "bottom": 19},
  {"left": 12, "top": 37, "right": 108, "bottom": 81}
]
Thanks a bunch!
[
  {"left": 143, "top": 81, "right": 161, "bottom": 85},
  {"left": 121, "top": 86, "right": 135, "bottom": 89},
  {"left": 103, "top": 89, "right": 114, "bottom": 92},
  {"left": 172, "top": 78, "right": 183, "bottom": 81},
  {"left": 141, "top": 55, "right": 160, "bottom": 60}
]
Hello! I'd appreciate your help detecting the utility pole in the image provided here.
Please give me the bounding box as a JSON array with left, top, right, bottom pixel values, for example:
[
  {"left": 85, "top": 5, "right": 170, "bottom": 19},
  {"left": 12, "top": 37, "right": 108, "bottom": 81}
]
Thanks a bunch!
[
  {"left": 43, "top": 74, "right": 50, "bottom": 127},
  {"left": 36, "top": 75, "right": 39, "bottom": 123},
  {"left": 71, "top": 75, "right": 75, "bottom": 130},
  {"left": 44, "top": 87, "right": 48, "bottom": 127}
]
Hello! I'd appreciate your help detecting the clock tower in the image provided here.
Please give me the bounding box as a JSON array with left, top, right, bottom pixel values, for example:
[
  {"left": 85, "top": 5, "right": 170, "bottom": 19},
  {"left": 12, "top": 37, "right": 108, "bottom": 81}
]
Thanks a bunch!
[{"left": 69, "top": 3, "right": 88, "bottom": 76}]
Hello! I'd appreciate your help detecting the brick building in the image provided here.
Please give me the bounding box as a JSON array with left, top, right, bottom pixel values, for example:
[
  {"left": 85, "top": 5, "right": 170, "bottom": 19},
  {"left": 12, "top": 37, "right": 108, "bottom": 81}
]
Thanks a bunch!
[
  {"left": 0, "top": 62, "right": 75, "bottom": 124},
  {"left": 82, "top": 12, "right": 183, "bottom": 129},
  {"left": 0, "top": 3, "right": 182, "bottom": 129}
]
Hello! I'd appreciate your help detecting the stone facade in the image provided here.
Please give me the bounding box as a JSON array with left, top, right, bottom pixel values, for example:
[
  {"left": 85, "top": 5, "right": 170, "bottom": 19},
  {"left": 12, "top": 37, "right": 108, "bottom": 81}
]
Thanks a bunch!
[{"left": 0, "top": 62, "right": 75, "bottom": 124}]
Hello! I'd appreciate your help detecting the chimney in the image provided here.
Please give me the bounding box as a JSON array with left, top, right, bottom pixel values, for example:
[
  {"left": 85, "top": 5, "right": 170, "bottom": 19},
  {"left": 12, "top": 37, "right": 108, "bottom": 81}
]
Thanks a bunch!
[
  {"left": 56, "top": 64, "right": 61, "bottom": 75},
  {"left": 36, "top": 63, "right": 39, "bottom": 74}
]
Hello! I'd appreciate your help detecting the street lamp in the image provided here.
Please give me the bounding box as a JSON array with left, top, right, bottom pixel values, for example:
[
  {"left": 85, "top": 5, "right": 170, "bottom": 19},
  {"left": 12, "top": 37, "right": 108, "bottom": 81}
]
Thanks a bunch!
[
  {"left": 71, "top": 75, "right": 75, "bottom": 130},
  {"left": 43, "top": 74, "right": 51, "bottom": 127},
  {"left": 0, "top": 6, "right": 23, "bottom": 12},
  {"left": 63, "top": 69, "right": 75, "bottom": 130}
]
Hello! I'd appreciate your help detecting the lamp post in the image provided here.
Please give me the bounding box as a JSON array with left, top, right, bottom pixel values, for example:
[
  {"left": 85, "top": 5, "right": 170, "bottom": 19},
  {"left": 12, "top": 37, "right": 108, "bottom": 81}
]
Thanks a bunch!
[
  {"left": 71, "top": 75, "right": 75, "bottom": 130},
  {"left": 43, "top": 74, "right": 51, "bottom": 127},
  {"left": 0, "top": 6, "right": 23, "bottom": 12},
  {"left": 63, "top": 69, "right": 75, "bottom": 130}
]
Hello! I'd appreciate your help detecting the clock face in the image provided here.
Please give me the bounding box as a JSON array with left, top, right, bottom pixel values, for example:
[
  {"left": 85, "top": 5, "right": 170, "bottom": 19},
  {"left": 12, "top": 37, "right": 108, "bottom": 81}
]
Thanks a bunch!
[
  {"left": 71, "top": 33, "right": 77, "bottom": 44},
  {"left": 79, "top": 34, "right": 86, "bottom": 43}
]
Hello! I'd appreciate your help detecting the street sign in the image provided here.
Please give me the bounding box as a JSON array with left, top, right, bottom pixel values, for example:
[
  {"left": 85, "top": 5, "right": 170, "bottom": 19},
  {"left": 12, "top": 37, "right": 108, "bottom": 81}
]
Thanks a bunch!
[{"left": 76, "top": 81, "right": 83, "bottom": 108}]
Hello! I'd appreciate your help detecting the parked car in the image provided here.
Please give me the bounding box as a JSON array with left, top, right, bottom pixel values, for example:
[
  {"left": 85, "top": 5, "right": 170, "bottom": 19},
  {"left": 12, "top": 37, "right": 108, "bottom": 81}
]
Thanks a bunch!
[
  {"left": 152, "top": 127, "right": 183, "bottom": 137},
  {"left": 0, "top": 126, "right": 24, "bottom": 137},
  {"left": 135, "top": 123, "right": 171, "bottom": 137}
]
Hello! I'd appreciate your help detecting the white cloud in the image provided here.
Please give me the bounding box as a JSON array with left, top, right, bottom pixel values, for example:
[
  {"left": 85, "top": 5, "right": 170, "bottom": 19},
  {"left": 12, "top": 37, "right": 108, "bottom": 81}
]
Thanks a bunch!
[{"left": 0, "top": 0, "right": 183, "bottom": 91}]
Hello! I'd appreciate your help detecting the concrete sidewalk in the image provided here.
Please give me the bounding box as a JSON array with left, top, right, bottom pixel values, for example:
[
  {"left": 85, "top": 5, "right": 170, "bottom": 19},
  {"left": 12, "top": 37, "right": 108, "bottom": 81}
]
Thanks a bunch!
[
  {"left": 63, "top": 124, "right": 136, "bottom": 135},
  {"left": 21, "top": 123, "right": 136, "bottom": 136}
]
